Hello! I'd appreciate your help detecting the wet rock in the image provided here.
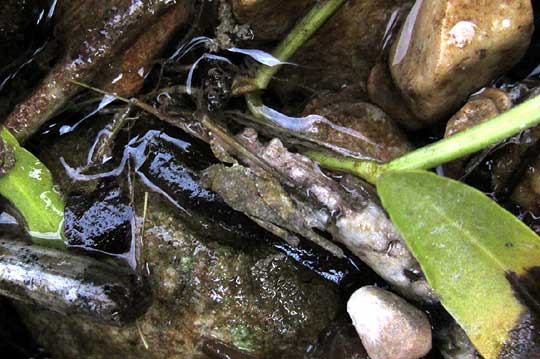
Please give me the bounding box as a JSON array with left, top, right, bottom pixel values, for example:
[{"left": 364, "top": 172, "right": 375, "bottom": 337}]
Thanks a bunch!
[
  {"left": 347, "top": 286, "right": 432, "bottom": 359},
  {"left": 487, "top": 84, "right": 540, "bottom": 197},
  {"left": 65, "top": 181, "right": 134, "bottom": 255},
  {"left": 444, "top": 89, "right": 512, "bottom": 138},
  {"left": 233, "top": 93, "right": 412, "bottom": 161},
  {"left": 489, "top": 126, "right": 540, "bottom": 197},
  {"left": 443, "top": 88, "right": 512, "bottom": 178},
  {"left": 4, "top": 0, "right": 191, "bottom": 142},
  {"left": 441, "top": 84, "right": 540, "bottom": 213},
  {"left": 230, "top": 0, "right": 311, "bottom": 41},
  {"left": 16, "top": 121, "right": 342, "bottom": 358},
  {"left": 303, "top": 97, "right": 413, "bottom": 161},
  {"left": 0, "top": 240, "right": 151, "bottom": 325},
  {"left": 17, "top": 195, "right": 340, "bottom": 358},
  {"left": 277, "top": 0, "right": 411, "bottom": 100},
  {"left": 457, "top": 86, "right": 540, "bottom": 202},
  {"left": 511, "top": 156, "right": 540, "bottom": 216},
  {"left": 368, "top": 62, "right": 422, "bottom": 130},
  {"left": 389, "top": 0, "right": 533, "bottom": 125}
]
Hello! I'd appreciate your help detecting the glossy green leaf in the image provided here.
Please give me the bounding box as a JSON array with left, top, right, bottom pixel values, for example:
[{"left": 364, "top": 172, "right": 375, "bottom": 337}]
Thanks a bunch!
[
  {"left": 377, "top": 170, "right": 540, "bottom": 358},
  {"left": 0, "top": 127, "right": 65, "bottom": 248}
]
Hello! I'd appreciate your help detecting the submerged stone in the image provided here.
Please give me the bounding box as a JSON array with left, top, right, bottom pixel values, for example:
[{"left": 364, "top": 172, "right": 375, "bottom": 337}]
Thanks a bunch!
[
  {"left": 442, "top": 88, "right": 512, "bottom": 179},
  {"left": 230, "top": 0, "right": 312, "bottom": 41},
  {"left": 279, "top": 0, "right": 411, "bottom": 100},
  {"left": 303, "top": 97, "right": 412, "bottom": 162},
  {"left": 17, "top": 192, "right": 341, "bottom": 358},
  {"left": 15, "top": 118, "right": 342, "bottom": 359},
  {"left": 65, "top": 181, "right": 134, "bottom": 254}
]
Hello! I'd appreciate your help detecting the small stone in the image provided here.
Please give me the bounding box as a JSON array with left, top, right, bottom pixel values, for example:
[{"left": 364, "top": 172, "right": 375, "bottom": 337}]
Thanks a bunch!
[
  {"left": 303, "top": 97, "right": 413, "bottom": 162},
  {"left": 442, "top": 88, "right": 512, "bottom": 178},
  {"left": 347, "top": 286, "right": 432, "bottom": 359},
  {"left": 511, "top": 153, "right": 540, "bottom": 216},
  {"left": 230, "top": 0, "right": 311, "bottom": 41}
]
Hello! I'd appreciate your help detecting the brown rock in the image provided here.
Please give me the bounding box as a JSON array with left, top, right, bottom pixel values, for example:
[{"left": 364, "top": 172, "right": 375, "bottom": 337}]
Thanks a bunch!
[
  {"left": 491, "top": 86, "right": 540, "bottom": 212},
  {"left": 480, "top": 86, "right": 540, "bottom": 197},
  {"left": 441, "top": 85, "right": 540, "bottom": 211},
  {"left": 511, "top": 156, "right": 540, "bottom": 216},
  {"left": 230, "top": 0, "right": 312, "bottom": 41},
  {"left": 278, "top": 0, "right": 411, "bottom": 100},
  {"left": 444, "top": 89, "right": 512, "bottom": 138},
  {"left": 491, "top": 125, "right": 540, "bottom": 196},
  {"left": 389, "top": 0, "right": 533, "bottom": 125},
  {"left": 304, "top": 97, "right": 413, "bottom": 161},
  {"left": 443, "top": 88, "right": 512, "bottom": 178},
  {"left": 368, "top": 62, "right": 422, "bottom": 130}
]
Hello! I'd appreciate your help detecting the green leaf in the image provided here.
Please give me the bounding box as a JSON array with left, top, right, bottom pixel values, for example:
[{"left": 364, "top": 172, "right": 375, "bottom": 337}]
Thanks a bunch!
[
  {"left": 0, "top": 127, "right": 65, "bottom": 248},
  {"left": 377, "top": 170, "right": 540, "bottom": 358}
]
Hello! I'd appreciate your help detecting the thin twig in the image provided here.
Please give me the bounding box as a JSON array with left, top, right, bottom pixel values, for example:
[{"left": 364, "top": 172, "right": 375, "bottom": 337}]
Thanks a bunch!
[
  {"left": 70, "top": 80, "right": 208, "bottom": 142},
  {"left": 141, "top": 191, "right": 149, "bottom": 240},
  {"left": 90, "top": 105, "right": 134, "bottom": 165},
  {"left": 136, "top": 319, "right": 150, "bottom": 350}
]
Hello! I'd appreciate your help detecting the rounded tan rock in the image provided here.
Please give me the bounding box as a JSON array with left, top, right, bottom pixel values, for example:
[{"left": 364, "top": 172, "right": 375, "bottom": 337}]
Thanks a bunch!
[
  {"left": 389, "top": 0, "right": 533, "bottom": 125},
  {"left": 347, "top": 286, "right": 432, "bottom": 359}
]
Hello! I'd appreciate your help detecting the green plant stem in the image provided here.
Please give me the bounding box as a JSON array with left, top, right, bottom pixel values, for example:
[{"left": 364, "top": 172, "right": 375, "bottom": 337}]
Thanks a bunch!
[
  {"left": 245, "top": 92, "right": 264, "bottom": 119},
  {"left": 306, "top": 151, "right": 385, "bottom": 184},
  {"left": 244, "top": 0, "right": 347, "bottom": 122},
  {"left": 307, "top": 94, "right": 540, "bottom": 183},
  {"left": 251, "top": 0, "right": 347, "bottom": 91}
]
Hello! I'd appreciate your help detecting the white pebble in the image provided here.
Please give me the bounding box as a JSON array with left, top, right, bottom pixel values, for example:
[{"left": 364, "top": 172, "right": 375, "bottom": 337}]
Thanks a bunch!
[{"left": 347, "top": 286, "right": 432, "bottom": 359}]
